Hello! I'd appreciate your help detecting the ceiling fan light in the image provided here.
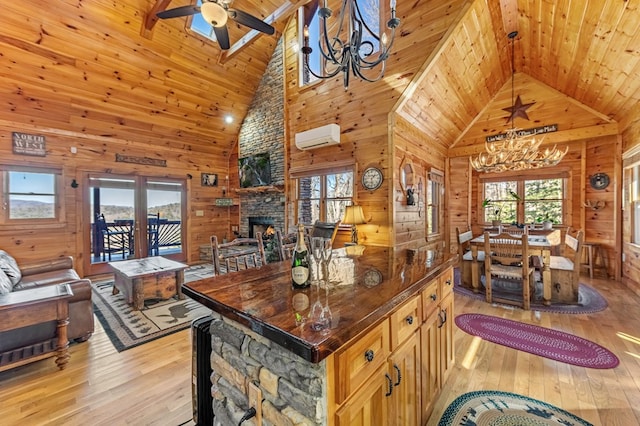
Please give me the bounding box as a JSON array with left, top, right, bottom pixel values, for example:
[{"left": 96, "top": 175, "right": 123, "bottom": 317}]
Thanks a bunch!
[{"left": 201, "top": 2, "right": 228, "bottom": 27}]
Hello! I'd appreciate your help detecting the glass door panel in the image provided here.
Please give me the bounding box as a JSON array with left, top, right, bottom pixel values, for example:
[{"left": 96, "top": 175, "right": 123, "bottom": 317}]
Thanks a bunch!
[{"left": 146, "top": 180, "right": 185, "bottom": 260}]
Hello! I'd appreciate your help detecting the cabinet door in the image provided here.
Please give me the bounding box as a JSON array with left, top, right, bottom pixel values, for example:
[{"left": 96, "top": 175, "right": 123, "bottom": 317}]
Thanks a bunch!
[
  {"left": 388, "top": 331, "right": 420, "bottom": 426},
  {"left": 420, "top": 310, "right": 439, "bottom": 424},
  {"left": 335, "top": 365, "right": 391, "bottom": 426},
  {"left": 438, "top": 292, "right": 455, "bottom": 385}
]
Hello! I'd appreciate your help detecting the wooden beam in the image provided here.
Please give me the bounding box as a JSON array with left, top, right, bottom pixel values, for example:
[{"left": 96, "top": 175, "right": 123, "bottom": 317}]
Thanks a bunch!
[
  {"left": 142, "top": 0, "right": 174, "bottom": 38},
  {"left": 447, "top": 123, "right": 620, "bottom": 158},
  {"left": 219, "top": 0, "right": 311, "bottom": 64}
]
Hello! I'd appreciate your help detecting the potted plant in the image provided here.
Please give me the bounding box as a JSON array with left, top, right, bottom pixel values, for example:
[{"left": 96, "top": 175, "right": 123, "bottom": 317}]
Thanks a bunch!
[
  {"left": 537, "top": 212, "right": 554, "bottom": 230},
  {"left": 483, "top": 198, "right": 502, "bottom": 226}
]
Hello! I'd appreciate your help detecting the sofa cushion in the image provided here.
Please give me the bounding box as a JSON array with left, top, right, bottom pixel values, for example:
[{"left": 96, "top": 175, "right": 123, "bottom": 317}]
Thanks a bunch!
[
  {"left": 0, "top": 270, "right": 12, "bottom": 295},
  {"left": 13, "top": 269, "right": 81, "bottom": 291},
  {"left": 0, "top": 250, "right": 22, "bottom": 286}
]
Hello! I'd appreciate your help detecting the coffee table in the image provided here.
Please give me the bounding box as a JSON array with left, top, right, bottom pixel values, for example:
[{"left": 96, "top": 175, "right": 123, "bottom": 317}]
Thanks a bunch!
[
  {"left": 109, "top": 257, "right": 187, "bottom": 310},
  {"left": 0, "top": 283, "right": 73, "bottom": 371}
]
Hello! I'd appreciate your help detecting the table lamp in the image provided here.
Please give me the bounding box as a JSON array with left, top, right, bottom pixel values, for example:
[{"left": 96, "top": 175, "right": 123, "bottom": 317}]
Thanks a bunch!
[{"left": 342, "top": 205, "right": 366, "bottom": 245}]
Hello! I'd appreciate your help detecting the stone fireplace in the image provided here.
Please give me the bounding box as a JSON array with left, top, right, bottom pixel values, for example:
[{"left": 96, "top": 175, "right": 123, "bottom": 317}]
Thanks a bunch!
[{"left": 247, "top": 216, "right": 275, "bottom": 238}]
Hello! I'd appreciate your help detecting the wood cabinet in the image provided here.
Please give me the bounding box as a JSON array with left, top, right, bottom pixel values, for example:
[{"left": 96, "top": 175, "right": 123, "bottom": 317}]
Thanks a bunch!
[
  {"left": 334, "top": 267, "right": 454, "bottom": 426},
  {"left": 420, "top": 267, "right": 455, "bottom": 422}
]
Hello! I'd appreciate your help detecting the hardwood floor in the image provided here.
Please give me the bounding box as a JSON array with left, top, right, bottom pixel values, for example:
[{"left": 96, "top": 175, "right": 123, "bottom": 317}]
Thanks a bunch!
[{"left": 0, "top": 274, "right": 638, "bottom": 425}]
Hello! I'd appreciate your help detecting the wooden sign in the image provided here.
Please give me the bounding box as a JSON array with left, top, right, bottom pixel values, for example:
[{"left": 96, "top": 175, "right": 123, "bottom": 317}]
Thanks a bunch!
[
  {"left": 486, "top": 124, "right": 558, "bottom": 143},
  {"left": 12, "top": 132, "right": 46, "bottom": 156},
  {"left": 115, "top": 153, "right": 167, "bottom": 167},
  {"left": 215, "top": 198, "right": 234, "bottom": 206}
]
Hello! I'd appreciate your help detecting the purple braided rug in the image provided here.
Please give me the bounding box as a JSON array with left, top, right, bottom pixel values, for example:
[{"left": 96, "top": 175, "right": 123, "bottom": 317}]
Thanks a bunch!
[{"left": 455, "top": 313, "right": 619, "bottom": 369}]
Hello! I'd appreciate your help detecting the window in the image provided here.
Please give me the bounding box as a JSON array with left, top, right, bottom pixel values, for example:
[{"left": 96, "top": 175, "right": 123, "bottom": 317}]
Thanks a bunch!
[
  {"left": 1, "top": 166, "right": 61, "bottom": 222},
  {"left": 296, "top": 170, "right": 354, "bottom": 224},
  {"left": 190, "top": 0, "right": 218, "bottom": 42},
  {"left": 626, "top": 163, "right": 640, "bottom": 244},
  {"left": 299, "top": 5, "right": 320, "bottom": 86},
  {"left": 482, "top": 176, "right": 565, "bottom": 224},
  {"left": 427, "top": 169, "right": 444, "bottom": 237}
]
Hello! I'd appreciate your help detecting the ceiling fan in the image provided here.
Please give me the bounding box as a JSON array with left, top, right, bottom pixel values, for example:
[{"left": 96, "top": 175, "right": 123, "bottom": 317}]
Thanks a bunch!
[{"left": 156, "top": 0, "right": 275, "bottom": 50}]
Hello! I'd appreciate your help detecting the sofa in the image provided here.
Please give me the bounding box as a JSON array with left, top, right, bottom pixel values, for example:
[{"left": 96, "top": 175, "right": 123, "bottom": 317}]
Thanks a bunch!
[{"left": 0, "top": 251, "right": 94, "bottom": 369}]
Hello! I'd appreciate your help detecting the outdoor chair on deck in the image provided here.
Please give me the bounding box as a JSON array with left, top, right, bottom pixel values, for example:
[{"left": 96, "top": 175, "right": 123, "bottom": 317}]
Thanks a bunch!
[
  {"left": 147, "top": 213, "right": 160, "bottom": 256},
  {"left": 456, "top": 226, "right": 484, "bottom": 289},
  {"left": 210, "top": 234, "right": 266, "bottom": 275},
  {"left": 96, "top": 214, "right": 131, "bottom": 261},
  {"left": 549, "top": 229, "right": 584, "bottom": 303},
  {"left": 483, "top": 231, "right": 534, "bottom": 310}
]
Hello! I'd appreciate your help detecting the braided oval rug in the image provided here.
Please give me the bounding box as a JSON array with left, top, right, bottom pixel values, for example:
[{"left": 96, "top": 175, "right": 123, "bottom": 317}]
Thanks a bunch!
[
  {"left": 438, "top": 390, "right": 593, "bottom": 425},
  {"left": 455, "top": 313, "right": 619, "bottom": 369}
]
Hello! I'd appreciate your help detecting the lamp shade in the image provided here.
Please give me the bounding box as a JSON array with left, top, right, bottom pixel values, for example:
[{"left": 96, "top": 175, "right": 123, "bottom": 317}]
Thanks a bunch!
[
  {"left": 201, "top": 2, "right": 228, "bottom": 27},
  {"left": 342, "top": 205, "right": 366, "bottom": 225}
]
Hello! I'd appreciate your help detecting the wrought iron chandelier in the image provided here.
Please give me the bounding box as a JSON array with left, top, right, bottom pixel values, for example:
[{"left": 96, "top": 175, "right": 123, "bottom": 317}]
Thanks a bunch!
[
  {"left": 301, "top": 0, "right": 401, "bottom": 88},
  {"left": 470, "top": 31, "right": 567, "bottom": 173}
]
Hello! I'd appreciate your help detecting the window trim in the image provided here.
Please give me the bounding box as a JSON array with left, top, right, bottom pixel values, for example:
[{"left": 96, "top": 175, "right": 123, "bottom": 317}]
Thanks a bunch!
[{"left": 1, "top": 164, "right": 64, "bottom": 225}]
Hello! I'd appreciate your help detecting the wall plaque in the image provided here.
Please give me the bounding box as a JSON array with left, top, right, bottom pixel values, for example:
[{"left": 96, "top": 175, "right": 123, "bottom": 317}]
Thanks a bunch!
[
  {"left": 215, "top": 198, "right": 234, "bottom": 207},
  {"left": 486, "top": 124, "right": 558, "bottom": 143},
  {"left": 115, "top": 153, "right": 167, "bottom": 167},
  {"left": 12, "top": 132, "right": 46, "bottom": 156}
]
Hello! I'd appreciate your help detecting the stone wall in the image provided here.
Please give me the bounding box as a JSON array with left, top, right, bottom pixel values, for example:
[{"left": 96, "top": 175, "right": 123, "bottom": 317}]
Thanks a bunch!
[
  {"left": 237, "top": 37, "right": 285, "bottom": 238},
  {"left": 208, "top": 312, "right": 328, "bottom": 425}
]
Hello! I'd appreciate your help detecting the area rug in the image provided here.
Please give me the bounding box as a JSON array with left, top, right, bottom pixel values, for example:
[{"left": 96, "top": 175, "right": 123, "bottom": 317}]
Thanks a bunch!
[
  {"left": 438, "top": 390, "right": 593, "bottom": 425},
  {"left": 92, "top": 264, "right": 214, "bottom": 351},
  {"left": 453, "top": 268, "right": 608, "bottom": 314},
  {"left": 455, "top": 313, "right": 619, "bottom": 369}
]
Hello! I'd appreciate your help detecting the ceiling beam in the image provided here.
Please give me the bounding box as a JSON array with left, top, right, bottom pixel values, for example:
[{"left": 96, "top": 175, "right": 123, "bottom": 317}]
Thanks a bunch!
[{"left": 142, "top": 0, "right": 174, "bottom": 38}]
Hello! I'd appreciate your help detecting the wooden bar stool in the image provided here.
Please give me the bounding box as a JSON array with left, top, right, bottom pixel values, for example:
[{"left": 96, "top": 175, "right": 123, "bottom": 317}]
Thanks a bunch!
[{"left": 581, "top": 242, "right": 607, "bottom": 279}]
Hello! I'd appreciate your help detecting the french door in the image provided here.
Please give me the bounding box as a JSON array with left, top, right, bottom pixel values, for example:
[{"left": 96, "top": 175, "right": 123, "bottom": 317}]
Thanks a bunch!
[{"left": 85, "top": 173, "right": 187, "bottom": 275}]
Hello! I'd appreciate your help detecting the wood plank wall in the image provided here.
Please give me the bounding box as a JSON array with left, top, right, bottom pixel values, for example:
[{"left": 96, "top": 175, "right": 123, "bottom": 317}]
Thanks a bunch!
[{"left": 0, "top": 0, "right": 276, "bottom": 275}]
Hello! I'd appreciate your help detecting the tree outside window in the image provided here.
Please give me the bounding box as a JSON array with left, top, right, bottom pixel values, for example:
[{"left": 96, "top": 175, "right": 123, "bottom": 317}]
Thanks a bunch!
[
  {"left": 483, "top": 177, "right": 564, "bottom": 225},
  {"left": 297, "top": 171, "right": 353, "bottom": 224}
]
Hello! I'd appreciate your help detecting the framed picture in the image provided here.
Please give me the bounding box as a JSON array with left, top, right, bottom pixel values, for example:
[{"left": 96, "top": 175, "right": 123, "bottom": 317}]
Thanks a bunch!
[{"left": 201, "top": 173, "right": 218, "bottom": 187}]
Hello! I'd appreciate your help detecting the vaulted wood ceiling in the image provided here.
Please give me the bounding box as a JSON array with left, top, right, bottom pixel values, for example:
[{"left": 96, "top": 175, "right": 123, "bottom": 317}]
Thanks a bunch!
[
  {"left": 1, "top": 0, "right": 638, "bottom": 160},
  {"left": 396, "top": 0, "right": 640, "bottom": 157}
]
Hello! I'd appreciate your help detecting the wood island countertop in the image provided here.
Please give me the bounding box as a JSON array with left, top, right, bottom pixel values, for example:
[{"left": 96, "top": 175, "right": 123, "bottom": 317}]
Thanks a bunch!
[{"left": 182, "top": 246, "right": 457, "bottom": 363}]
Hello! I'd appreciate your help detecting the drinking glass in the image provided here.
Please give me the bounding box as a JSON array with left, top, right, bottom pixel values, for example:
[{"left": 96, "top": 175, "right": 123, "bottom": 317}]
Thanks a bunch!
[
  {"left": 321, "top": 237, "right": 333, "bottom": 286},
  {"left": 311, "top": 237, "right": 324, "bottom": 285}
]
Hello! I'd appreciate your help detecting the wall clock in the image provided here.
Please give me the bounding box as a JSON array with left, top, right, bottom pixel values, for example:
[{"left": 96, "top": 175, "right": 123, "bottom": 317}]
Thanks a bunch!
[
  {"left": 590, "top": 173, "right": 610, "bottom": 190},
  {"left": 362, "top": 167, "right": 383, "bottom": 191}
]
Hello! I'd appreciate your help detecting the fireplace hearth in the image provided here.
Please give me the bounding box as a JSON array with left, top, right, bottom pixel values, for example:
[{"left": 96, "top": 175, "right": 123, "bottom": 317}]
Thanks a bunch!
[{"left": 248, "top": 216, "right": 275, "bottom": 238}]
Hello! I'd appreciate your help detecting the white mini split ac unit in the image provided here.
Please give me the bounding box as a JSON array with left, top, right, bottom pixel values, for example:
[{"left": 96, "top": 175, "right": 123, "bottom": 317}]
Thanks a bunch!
[{"left": 295, "top": 124, "right": 340, "bottom": 150}]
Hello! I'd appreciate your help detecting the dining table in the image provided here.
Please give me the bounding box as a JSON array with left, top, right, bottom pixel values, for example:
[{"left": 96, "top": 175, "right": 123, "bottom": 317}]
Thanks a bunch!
[{"left": 469, "top": 229, "right": 562, "bottom": 305}]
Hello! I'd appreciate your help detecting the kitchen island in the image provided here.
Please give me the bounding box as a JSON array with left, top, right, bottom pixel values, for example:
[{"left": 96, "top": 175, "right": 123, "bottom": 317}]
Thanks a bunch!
[{"left": 183, "top": 246, "right": 457, "bottom": 425}]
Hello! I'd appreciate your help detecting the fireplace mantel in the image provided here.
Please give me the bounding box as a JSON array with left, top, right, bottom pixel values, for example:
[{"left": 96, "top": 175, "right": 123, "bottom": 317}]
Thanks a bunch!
[{"left": 234, "top": 185, "right": 284, "bottom": 194}]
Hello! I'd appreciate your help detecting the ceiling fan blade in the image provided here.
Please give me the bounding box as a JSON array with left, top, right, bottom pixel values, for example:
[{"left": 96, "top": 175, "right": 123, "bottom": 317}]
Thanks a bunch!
[
  {"left": 157, "top": 5, "right": 201, "bottom": 19},
  {"left": 213, "top": 25, "right": 231, "bottom": 50},
  {"left": 228, "top": 9, "right": 275, "bottom": 35}
]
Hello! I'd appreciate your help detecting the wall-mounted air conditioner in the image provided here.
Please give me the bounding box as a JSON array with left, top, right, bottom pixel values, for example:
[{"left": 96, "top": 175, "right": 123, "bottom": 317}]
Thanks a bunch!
[{"left": 295, "top": 124, "right": 340, "bottom": 150}]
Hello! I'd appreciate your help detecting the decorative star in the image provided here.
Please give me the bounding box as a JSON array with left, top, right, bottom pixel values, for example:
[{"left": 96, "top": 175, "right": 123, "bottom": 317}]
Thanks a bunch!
[{"left": 503, "top": 95, "right": 535, "bottom": 123}]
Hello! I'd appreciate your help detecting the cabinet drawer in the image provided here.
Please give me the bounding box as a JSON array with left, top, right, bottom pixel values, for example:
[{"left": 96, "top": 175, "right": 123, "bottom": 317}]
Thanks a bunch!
[
  {"left": 439, "top": 267, "right": 454, "bottom": 300},
  {"left": 335, "top": 318, "right": 390, "bottom": 404},
  {"left": 421, "top": 280, "right": 439, "bottom": 322},
  {"left": 390, "top": 295, "right": 420, "bottom": 351}
]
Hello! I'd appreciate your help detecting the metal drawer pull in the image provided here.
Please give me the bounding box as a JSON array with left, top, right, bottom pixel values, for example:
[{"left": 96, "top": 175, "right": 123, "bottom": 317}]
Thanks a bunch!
[
  {"left": 393, "top": 364, "right": 402, "bottom": 386},
  {"left": 445, "top": 279, "right": 452, "bottom": 286},
  {"left": 405, "top": 315, "right": 414, "bottom": 325},
  {"left": 364, "top": 349, "right": 374, "bottom": 362},
  {"left": 430, "top": 293, "right": 437, "bottom": 301},
  {"left": 385, "top": 373, "right": 393, "bottom": 396}
]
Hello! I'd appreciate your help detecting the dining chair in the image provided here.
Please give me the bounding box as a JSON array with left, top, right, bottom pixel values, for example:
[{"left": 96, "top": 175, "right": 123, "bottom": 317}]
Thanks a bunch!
[
  {"left": 483, "top": 231, "right": 535, "bottom": 310},
  {"left": 275, "top": 230, "right": 298, "bottom": 261},
  {"left": 549, "top": 229, "right": 584, "bottom": 303},
  {"left": 310, "top": 220, "right": 340, "bottom": 247},
  {"left": 456, "top": 226, "right": 484, "bottom": 288},
  {"left": 210, "top": 233, "right": 266, "bottom": 275}
]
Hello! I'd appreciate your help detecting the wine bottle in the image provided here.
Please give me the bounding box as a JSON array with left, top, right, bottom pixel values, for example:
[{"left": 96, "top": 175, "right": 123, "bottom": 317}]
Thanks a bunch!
[{"left": 291, "top": 223, "right": 310, "bottom": 288}]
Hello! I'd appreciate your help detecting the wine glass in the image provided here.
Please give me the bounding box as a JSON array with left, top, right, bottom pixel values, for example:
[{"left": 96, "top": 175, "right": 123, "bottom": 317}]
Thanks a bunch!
[
  {"left": 321, "top": 238, "right": 333, "bottom": 286},
  {"left": 311, "top": 237, "right": 324, "bottom": 285}
]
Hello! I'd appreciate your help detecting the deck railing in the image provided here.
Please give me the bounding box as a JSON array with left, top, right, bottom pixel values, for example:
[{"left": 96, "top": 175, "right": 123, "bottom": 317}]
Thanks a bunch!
[{"left": 92, "top": 220, "right": 182, "bottom": 261}]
